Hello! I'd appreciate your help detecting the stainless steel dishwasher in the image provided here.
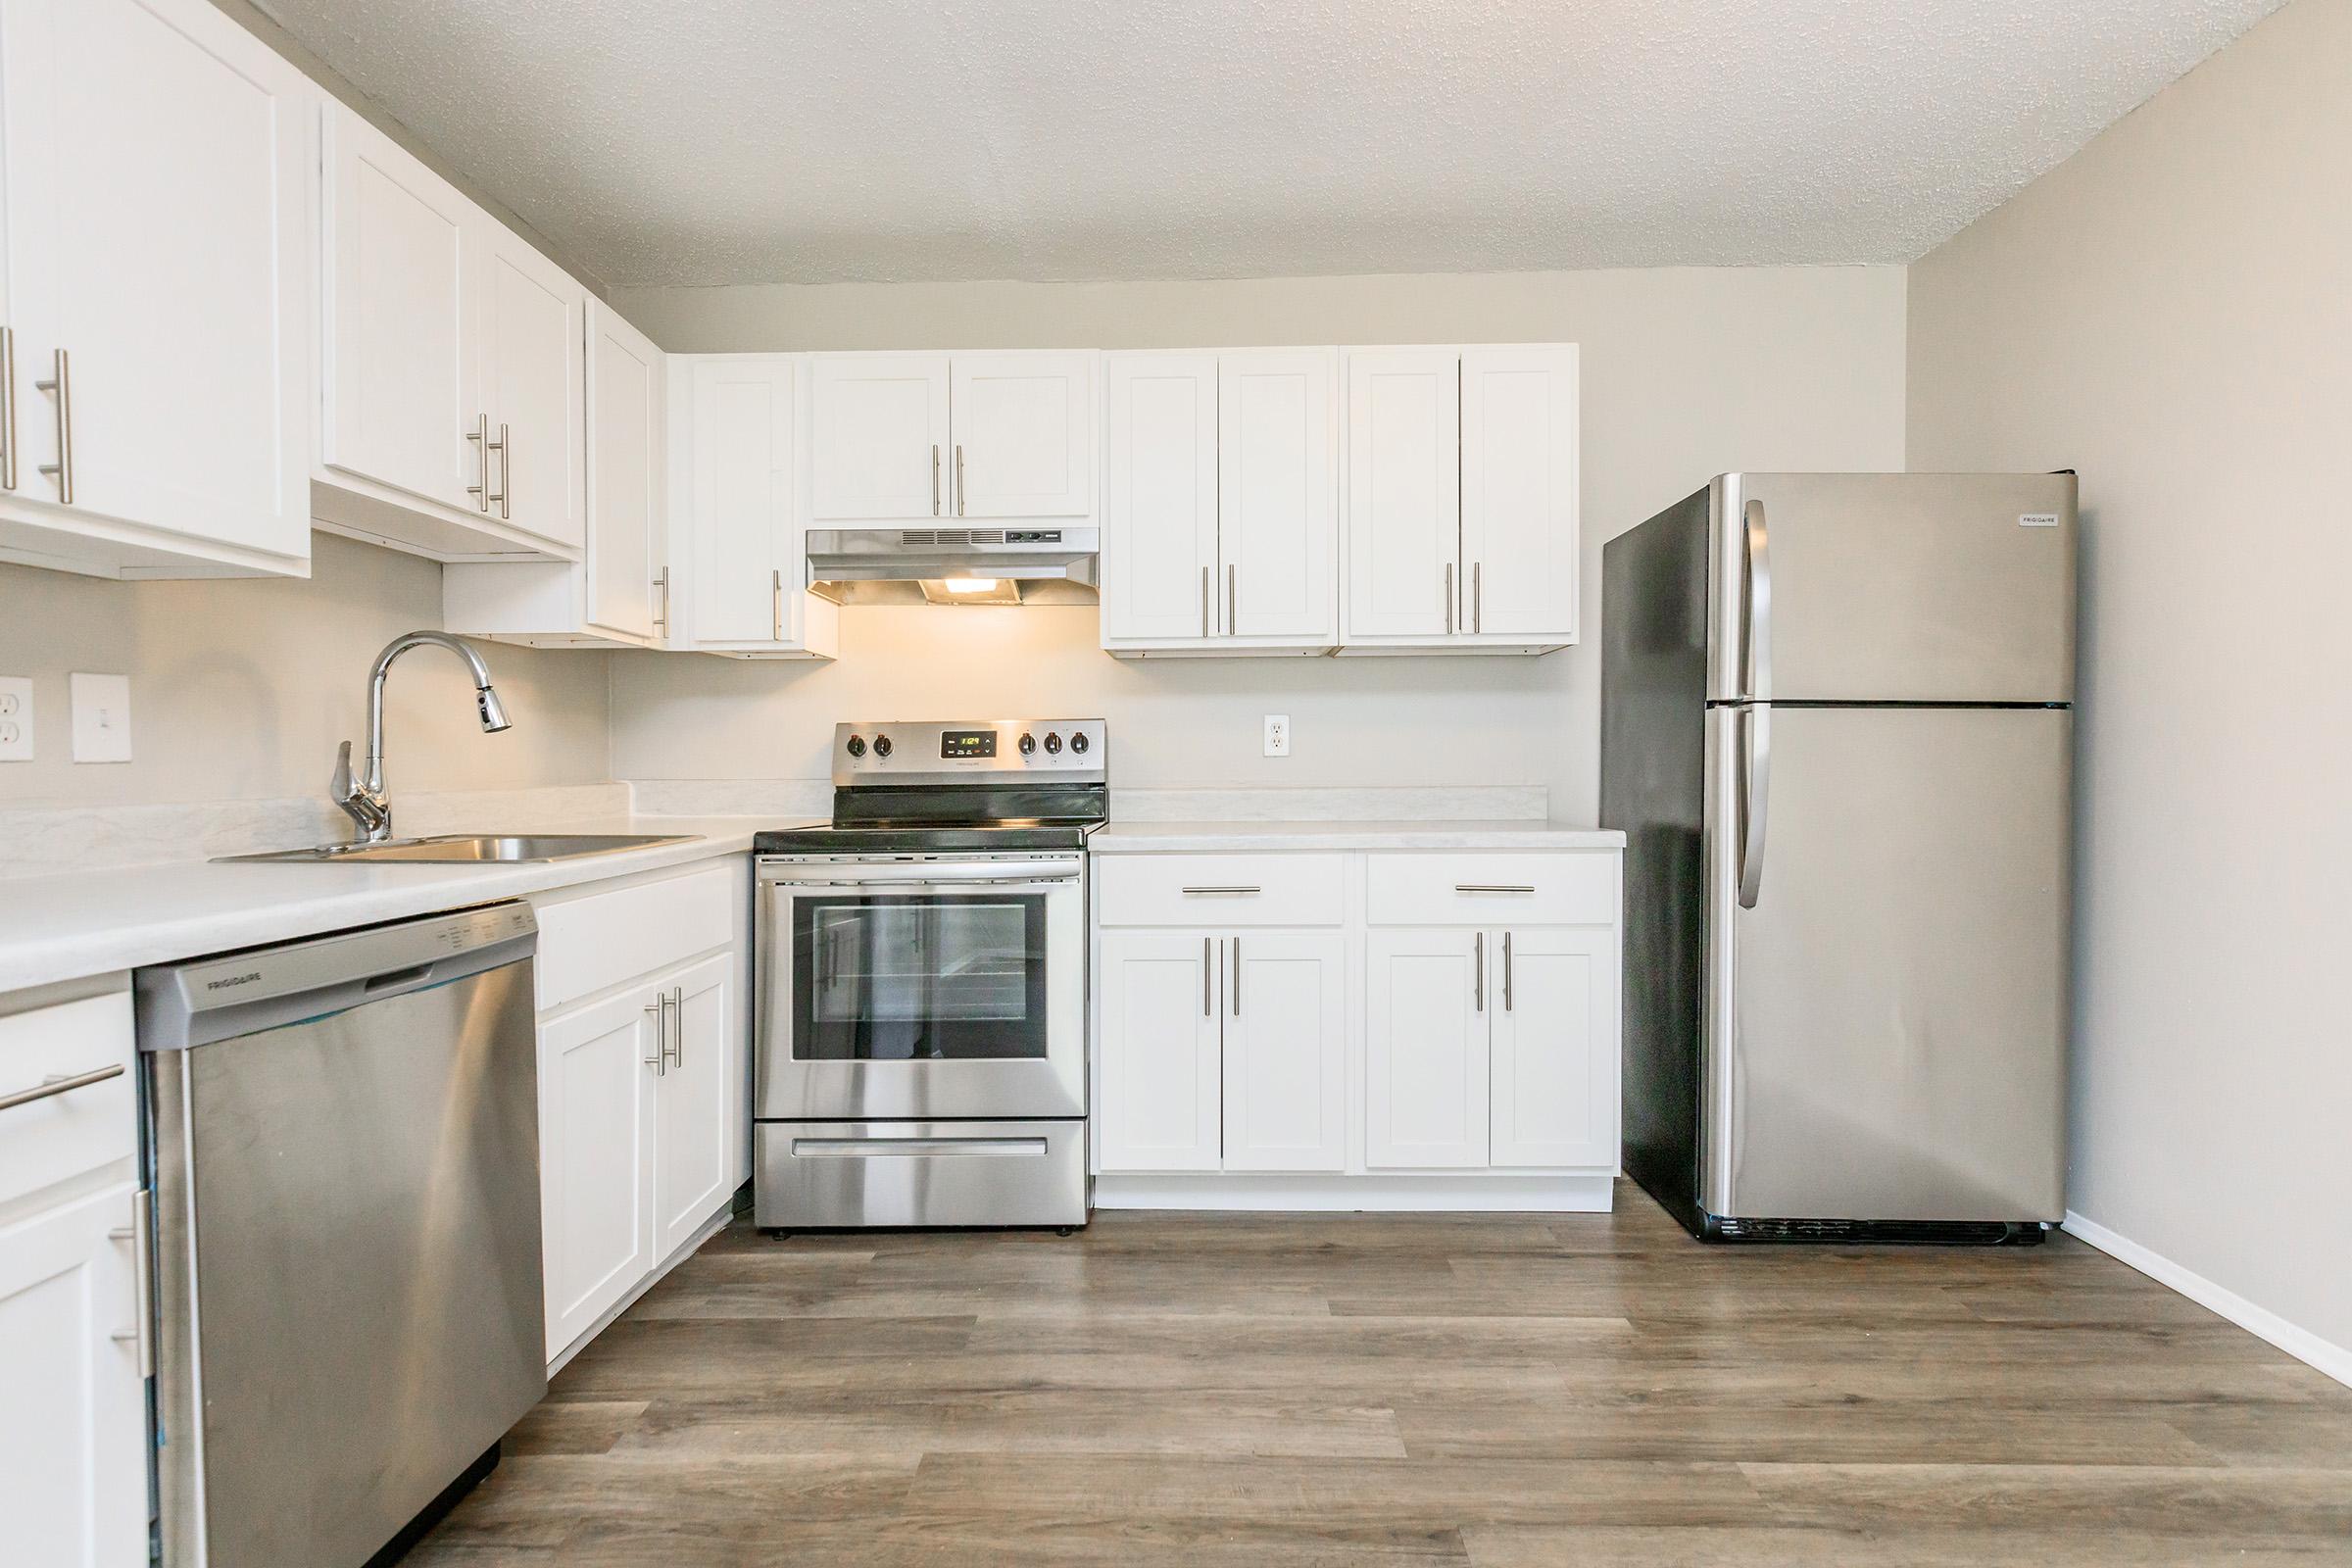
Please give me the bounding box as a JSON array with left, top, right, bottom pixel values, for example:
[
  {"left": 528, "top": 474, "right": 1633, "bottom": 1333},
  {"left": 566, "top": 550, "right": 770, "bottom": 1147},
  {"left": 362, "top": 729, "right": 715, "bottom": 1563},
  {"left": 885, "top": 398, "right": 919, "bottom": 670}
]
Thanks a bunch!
[{"left": 135, "top": 903, "right": 547, "bottom": 1568}]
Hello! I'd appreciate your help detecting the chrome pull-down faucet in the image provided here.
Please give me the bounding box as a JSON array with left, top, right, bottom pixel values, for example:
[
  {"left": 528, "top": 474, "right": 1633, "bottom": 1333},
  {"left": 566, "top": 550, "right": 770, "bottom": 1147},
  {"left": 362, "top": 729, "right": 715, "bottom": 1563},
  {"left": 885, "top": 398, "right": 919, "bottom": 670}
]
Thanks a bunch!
[{"left": 333, "top": 631, "right": 513, "bottom": 843}]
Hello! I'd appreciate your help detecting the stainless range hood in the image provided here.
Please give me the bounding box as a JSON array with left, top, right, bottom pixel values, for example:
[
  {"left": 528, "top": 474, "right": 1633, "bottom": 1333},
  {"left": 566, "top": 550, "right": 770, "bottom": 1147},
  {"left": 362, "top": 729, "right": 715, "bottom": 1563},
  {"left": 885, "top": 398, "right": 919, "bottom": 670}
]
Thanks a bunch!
[{"left": 807, "top": 527, "right": 1100, "bottom": 606}]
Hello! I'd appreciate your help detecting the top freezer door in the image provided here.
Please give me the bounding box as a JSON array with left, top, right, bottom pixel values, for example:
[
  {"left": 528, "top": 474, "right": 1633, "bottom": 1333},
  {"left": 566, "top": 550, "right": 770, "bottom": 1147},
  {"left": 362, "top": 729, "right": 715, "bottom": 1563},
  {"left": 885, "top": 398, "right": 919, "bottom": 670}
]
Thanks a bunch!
[{"left": 1706, "top": 473, "right": 2077, "bottom": 704}]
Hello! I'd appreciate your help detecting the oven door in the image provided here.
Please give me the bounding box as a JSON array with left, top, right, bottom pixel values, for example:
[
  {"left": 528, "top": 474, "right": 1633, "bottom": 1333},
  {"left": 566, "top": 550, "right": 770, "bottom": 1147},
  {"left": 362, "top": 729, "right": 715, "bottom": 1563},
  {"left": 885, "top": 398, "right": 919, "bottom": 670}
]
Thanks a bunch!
[{"left": 757, "top": 855, "right": 1087, "bottom": 1120}]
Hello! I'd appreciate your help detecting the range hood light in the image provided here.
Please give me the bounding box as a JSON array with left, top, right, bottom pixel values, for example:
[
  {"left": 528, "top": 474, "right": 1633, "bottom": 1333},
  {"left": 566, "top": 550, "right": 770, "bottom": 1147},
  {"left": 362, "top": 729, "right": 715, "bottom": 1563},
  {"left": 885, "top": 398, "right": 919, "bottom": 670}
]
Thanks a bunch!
[
  {"left": 915, "top": 576, "right": 1024, "bottom": 606},
  {"left": 942, "top": 577, "right": 1002, "bottom": 594}
]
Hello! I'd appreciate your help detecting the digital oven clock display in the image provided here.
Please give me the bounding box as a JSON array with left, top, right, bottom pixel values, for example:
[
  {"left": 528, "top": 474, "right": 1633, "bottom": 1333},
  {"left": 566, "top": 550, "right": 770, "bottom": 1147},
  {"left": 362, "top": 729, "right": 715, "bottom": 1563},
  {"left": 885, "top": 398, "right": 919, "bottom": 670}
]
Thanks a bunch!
[{"left": 940, "top": 729, "right": 998, "bottom": 760}]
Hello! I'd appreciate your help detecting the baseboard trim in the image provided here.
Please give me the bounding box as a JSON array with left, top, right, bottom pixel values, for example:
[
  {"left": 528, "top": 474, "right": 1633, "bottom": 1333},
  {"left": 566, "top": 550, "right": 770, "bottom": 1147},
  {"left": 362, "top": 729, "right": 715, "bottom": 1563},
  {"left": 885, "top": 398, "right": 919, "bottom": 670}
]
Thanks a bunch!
[
  {"left": 1095, "top": 1172, "right": 1614, "bottom": 1213},
  {"left": 2063, "top": 1208, "right": 2352, "bottom": 1391}
]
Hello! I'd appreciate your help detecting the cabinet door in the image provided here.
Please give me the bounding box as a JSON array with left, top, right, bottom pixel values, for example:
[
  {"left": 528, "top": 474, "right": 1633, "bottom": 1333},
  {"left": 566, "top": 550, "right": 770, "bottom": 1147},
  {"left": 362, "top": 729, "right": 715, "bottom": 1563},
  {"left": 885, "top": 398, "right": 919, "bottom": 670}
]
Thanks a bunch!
[
  {"left": 0, "top": 1184, "right": 147, "bottom": 1568},
  {"left": 1102, "top": 353, "right": 1217, "bottom": 643},
  {"left": 319, "top": 102, "right": 476, "bottom": 514},
  {"left": 1222, "top": 931, "right": 1347, "bottom": 1172},
  {"left": 1461, "top": 347, "right": 1578, "bottom": 641},
  {"left": 810, "top": 353, "right": 948, "bottom": 520},
  {"left": 1222, "top": 349, "right": 1337, "bottom": 641},
  {"left": 1345, "top": 349, "right": 1459, "bottom": 639},
  {"left": 477, "top": 220, "right": 585, "bottom": 548},
  {"left": 539, "top": 987, "right": 658, "bottom": 1357},
  {"left": 1098, "top": 932, "right": 1223, "bottom": 1172},
  {"left": 585, "top": 301, "right": 663, "bottom": 641},
  {"left": 950, "top": 352, "right": 1092, "bottom": 518},
  {"left": 1364, "top": 927, "right": 1489, "bottom": 1168},
  {"left": 655, "top": 953, "right": 736, "bottom": 1259},
  {"left": 27, "top": 0, "right": 309, "bottom": 559},
  {"left": 687, "top": 356, "right": 796, "bottom": 646},
  {"left": 1490, "top": 926, "right": 1618, "bottom": 1168}
]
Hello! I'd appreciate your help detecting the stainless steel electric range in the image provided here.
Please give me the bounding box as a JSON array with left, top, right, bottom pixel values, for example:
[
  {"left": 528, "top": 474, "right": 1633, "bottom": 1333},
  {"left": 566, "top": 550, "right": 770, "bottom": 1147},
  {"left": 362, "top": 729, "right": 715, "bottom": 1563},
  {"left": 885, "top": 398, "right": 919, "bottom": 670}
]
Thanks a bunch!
[{"left": 752, "top": 718, "right": 1104, "bottom": 1230}]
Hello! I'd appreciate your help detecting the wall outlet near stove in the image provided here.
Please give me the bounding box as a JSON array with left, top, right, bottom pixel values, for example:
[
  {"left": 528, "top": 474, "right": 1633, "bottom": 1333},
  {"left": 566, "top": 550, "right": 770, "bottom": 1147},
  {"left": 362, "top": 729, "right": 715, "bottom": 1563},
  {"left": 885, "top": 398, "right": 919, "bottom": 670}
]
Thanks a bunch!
[
  {"left": 0, "top": 676, "right": 31, "bottom": 760},
  {"left": 1263, "top": 713, "right": 1291, "bottom": 758}
]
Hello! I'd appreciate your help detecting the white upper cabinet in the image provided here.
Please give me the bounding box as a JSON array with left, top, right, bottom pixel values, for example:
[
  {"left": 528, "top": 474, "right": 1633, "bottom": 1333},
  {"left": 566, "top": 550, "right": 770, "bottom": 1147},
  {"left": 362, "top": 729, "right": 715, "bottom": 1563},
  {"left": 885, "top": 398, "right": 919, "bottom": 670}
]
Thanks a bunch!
[
  {"left": 1345, "top": 349, "right": 1459, "bottom": 641},
  {"left": 1461, "top": 346, "right": 1579, "bottom": 643},
  {"left": 1101, "top": 348, "right": 1336, "bottom": 655},
  {"left": 314, "top": 100, "right": 587, "bottom": 562},
  {"left": 477, "top": 228, "right": 585, "bottom": 550},
  {"left": 0, "top": 0, "right": 312, "bottom": 580},
  {"left": 1342, "top": 345, "right": 1579, "bottom": 655},
  {"left": 1102, "top": 353, "right": 1218, "bottom": 642},
  {"left": 812, "top": 351, "right": 1092, "bottom": 523},
  {"left": 443, "top": 300, "right": 667, "bottom": 648},
  {"left": 809, "top": 354, "right": 950, "bottom": 520},
  {"left": 950, "top": 352, "right": 1092, "bottom": 518},
  {"left": 674, "top": 354, "right": 837, "bottom": 660}
]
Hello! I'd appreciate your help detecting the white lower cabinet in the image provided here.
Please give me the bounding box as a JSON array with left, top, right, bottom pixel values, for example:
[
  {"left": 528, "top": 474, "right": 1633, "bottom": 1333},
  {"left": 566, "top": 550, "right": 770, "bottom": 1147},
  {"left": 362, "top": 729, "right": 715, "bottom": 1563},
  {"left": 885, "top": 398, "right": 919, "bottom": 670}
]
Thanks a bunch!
[
  {"left": 532, "top": 862, "right": 747, "bottom": 1364},
  {"left": 1097, "top": 931, "right": 1222, "bottom": 1172},
  {"left": 1093, "top": 846, "right": 1622, "bottom": 1206},
  {"left": 0, "top": 1182, "right": 148, "bottom": 1568},
  {"left": 1364, "top": 927, "right": 1489, "bottom": 1169},
  {"left": 1223, "top": 932, "right": 1348, "bottom": 1171}
]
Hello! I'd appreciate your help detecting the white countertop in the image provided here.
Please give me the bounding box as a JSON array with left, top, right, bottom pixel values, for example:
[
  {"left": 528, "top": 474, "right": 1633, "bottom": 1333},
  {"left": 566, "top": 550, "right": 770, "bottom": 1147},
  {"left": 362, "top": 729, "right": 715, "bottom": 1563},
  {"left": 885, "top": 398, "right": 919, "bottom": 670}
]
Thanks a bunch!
[
  {"left": 1089, "top": 820, "right": 1626, "bottom": 853},
  {"left": 0, "top": 816, "right": 799, "bottom": 996}
]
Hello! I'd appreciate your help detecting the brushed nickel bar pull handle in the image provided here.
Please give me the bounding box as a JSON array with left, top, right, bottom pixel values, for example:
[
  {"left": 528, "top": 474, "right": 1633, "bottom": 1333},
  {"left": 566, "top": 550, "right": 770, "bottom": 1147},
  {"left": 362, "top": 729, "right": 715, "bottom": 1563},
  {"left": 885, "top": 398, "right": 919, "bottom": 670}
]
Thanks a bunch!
[
  {"left": 466, "top": 414, "right": 491, "bottom": 511},
  {"left": 653, "top": 567, "right": 670, "bottom": 635},
  {"left": 107, "top": 1190, "right": 154, "bottom": 1379},
  {"left": 33, "top": 348, "right": 72, "bottom": 505},
  {"left": 955, "top": 444, "right": 966, "bottom": 516},
  {"left": 1, "top": 324, "right": 17, "bottom": 491},
  {"left": 1503, "top": 931, "right": 1513, "bottom": 1013},
  {"left": 0, "top": 1062, "right": 123, "bottom": 1113},
  {"left": 664, "top": 988, "right": 683, "bottom": 1068},
  {"left": 1474, "top": 931, "right": 1485, "bottom": 1012},
  {"left": 1231, "top": 936, "right": 1240, "bottom": 1016},
  {"left": 1443, "top": 562, "right": 1453, "bottom": 635},
  {"left": 1201, "top": 565, "right": 1210, "bottom": 638},
  {"left": 492, "top": 421, "right": 511, "bottom": 519},
  {"left": 771, "top": 567, "right": 785, "bottom": 640},
  {"left": 1454, "top": 884, "right": 1536, "bottom": 895},
  {"left": 1473, "top": 562, "right": 1482, "bottom": 633},
  {"left": 643, "top": 999, "right": 665, "bottom": 1075},
  {"left": 931, "top": 444, "right": 942, "bottom": 515},
  {"left": 1227, "top": 564, "right": 1236, "bottom": 635},
  {"left": 1202, "top": 937, "right": 1212, "bottom": 1016},
  {"left": 1180, "top": 886, "right": 1260, "bottom": 896}
]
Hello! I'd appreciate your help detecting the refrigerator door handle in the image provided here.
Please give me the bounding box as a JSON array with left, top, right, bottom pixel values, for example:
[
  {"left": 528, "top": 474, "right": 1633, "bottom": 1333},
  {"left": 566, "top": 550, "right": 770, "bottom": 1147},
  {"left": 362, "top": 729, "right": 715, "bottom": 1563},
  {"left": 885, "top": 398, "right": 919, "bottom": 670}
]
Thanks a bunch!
[
  {"left": 1739, "top": 703, "right": 1771, "bottom": 908},
  {"left": 1743, "top": 497, "right": 1773, "bottom": 701}
]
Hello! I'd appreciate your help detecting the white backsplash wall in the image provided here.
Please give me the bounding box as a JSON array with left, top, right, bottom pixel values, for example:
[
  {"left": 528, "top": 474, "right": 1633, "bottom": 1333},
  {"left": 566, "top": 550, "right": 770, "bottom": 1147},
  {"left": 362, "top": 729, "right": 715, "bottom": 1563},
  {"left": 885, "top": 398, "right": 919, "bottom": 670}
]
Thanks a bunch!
[
  {"left": 0, "top": 533, "right": 612, "bottom": 811},
  {"left": 609, "top": 265, "right": 1911, "bottom": 817}
]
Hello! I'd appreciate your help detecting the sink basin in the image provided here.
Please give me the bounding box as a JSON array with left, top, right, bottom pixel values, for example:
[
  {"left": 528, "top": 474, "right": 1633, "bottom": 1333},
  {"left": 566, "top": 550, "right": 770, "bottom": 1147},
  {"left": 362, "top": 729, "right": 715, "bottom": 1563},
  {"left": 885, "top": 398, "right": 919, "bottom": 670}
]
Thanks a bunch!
[{"left": 219, "top": 833, "right": 702, "bottom": 864}]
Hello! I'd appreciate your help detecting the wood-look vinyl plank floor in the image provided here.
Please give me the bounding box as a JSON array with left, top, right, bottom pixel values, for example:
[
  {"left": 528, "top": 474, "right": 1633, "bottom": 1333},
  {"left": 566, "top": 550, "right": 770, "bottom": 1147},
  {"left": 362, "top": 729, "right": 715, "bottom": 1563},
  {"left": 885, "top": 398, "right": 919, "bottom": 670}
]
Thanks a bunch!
[{"left": 399, "top": 1184, "right": 2352, "bottom": 1565}]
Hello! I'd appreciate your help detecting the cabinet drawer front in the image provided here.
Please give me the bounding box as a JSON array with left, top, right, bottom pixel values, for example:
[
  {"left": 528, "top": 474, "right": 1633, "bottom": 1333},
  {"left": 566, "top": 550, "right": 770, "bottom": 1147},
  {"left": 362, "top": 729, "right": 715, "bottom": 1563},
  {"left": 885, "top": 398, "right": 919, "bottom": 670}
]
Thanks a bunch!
[
  {"left": 1365, "top": 853, "right": 1616, "bottom": 927},
  {"left": 1095, "top": 854, "right": 1345, "bottom": 927},
  {"left": 0, "top": 990, "right": 137, "bottom": 1208},
  {"left": 534, "top": 864, "right": 736, "bottom": 1012}
]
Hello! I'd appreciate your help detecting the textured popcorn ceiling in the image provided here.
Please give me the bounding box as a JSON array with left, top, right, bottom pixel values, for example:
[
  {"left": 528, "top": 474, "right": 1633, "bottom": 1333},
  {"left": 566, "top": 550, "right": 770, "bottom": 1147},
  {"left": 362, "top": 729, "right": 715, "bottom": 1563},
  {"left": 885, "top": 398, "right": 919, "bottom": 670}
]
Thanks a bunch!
[{"left": 253, "top": 0, "right": 2284, "bottom": 286}]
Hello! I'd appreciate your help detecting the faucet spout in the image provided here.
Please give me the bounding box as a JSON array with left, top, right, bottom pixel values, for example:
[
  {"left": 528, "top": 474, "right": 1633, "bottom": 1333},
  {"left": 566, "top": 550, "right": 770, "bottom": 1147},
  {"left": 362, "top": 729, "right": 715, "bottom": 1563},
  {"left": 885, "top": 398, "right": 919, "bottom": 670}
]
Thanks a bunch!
[{"left": 334, "top": 631, "right": 514, "bottom": 843}]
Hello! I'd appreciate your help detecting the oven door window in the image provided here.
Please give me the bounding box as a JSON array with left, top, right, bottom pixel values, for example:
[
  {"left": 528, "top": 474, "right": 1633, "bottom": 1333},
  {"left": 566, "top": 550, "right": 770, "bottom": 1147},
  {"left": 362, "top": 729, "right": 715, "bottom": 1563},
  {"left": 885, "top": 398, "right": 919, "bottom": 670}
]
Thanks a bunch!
[{"left": 793, "top": 894, "right": 1050, "bottom": 1061}]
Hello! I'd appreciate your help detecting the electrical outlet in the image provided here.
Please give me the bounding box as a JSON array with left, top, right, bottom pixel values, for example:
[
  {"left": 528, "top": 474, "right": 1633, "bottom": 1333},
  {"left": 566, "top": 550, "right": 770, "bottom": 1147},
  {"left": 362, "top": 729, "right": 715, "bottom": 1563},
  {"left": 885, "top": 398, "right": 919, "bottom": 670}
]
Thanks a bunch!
[
  {"left": 70, "top": 672, "right": 133, "bottom": 763},
  {"left": 1263, "top": 713, "right": 1291, "bottom": 758},
  {"left": 0, "top": 676, "right": 30, "bottom": 761}
]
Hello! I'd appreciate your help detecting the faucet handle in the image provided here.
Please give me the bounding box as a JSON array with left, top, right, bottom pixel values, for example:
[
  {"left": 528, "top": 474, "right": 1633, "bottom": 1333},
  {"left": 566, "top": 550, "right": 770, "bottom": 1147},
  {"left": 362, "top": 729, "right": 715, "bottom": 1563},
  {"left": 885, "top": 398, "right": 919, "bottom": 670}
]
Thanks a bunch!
[{"left": 331, "top": 740, "right": 357, "bottom": 801}]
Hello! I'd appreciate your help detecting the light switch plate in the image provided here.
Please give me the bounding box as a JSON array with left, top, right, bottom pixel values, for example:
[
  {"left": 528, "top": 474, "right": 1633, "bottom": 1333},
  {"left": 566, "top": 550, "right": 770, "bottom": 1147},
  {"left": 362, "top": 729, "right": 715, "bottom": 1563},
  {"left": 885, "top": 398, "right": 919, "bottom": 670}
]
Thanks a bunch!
[
  {"left": 0, "top": 676, "right": 31, "bottom": 760},
  {"left": 70, "top": 672, "right": 133, "bottom": 763},
  {"left": 1263, "top": 713, "right": 1291, "bottom": 758}
]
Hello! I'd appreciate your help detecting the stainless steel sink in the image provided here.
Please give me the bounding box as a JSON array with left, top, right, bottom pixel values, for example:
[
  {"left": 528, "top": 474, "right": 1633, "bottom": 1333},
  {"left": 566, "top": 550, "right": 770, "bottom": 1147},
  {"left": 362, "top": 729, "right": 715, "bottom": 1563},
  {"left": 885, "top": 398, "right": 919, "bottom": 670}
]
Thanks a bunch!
[{"left": 218, "top": 833, "right": 702, "bottom": 864}]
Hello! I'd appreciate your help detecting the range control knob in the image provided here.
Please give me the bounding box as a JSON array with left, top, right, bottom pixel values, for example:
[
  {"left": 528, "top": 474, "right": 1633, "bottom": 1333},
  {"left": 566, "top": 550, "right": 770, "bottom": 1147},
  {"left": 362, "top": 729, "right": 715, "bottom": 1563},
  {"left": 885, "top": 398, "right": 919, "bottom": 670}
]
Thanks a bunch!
[
  {"left": 1070, "top": 730, "right": 1091, "bottom": 755},
  {"left": 872, "top": 734, "right": 894, "bottom": 759},
  {"left": 1043, "top": 731, "right": 1063, "bottom": 755},
  {"left": 1017, "top": 732, "right": 1037, "bottom": 757},
  {"left": 845, "top": 734, "right": 866, "bottom": 758}
]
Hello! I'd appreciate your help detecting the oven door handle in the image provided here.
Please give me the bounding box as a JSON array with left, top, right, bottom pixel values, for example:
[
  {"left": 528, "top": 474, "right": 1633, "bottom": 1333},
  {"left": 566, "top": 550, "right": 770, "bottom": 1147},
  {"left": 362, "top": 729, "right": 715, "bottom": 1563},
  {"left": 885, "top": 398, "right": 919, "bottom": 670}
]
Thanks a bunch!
[{"left": 780, "top": 873, "right": 1079, "bottom": 890}]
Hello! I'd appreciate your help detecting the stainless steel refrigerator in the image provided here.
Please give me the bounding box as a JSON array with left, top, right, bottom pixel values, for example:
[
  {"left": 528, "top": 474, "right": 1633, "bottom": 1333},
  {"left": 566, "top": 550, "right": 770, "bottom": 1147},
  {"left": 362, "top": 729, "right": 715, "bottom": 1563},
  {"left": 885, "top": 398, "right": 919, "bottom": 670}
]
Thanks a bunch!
[{"left": 1600, "top": 473, "right": 2074, "bottom": 1242}]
